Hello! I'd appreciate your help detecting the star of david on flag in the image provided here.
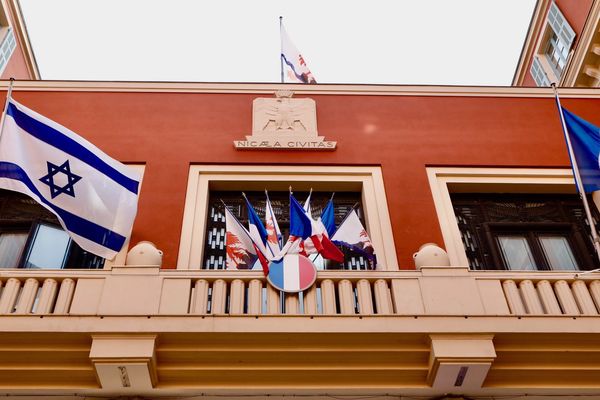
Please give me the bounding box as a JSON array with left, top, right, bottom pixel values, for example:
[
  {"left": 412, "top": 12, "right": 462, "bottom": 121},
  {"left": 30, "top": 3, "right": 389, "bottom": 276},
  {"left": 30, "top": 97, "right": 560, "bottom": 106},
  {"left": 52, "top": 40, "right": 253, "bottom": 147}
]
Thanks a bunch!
[
  {"left": 39, "top": 160, "right": 82, "bottom": 199},
  {"left": 0, "top": 97, "right": 142, "bottom": 259}
]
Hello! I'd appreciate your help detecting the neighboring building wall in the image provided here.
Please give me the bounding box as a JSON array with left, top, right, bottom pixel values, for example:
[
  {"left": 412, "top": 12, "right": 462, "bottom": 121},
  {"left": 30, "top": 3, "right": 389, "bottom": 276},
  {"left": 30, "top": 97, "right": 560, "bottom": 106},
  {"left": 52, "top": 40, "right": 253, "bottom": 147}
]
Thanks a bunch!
[
  {"left": 0, "top": 0, "right": 38, "bottom": 79},
  {"left": 6, "top": 85, "right": 595, "bottom": 269},
  {"left": 516, "top": 0, "right": 593, "bottom": 86}
]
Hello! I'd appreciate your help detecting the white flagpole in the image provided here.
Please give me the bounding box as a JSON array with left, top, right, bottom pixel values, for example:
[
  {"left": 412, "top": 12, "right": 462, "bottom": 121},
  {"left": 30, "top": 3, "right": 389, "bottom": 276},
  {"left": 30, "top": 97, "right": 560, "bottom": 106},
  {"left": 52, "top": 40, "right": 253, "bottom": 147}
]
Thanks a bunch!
[
  {"left": 279, "top": 16, "right": 284, "bottom": 84},
  {"left": 552, "top": 83, "right": 600, "bottom": 262},
  {"left": 0, "top": 78, "right": 15, "bottom": 141}
]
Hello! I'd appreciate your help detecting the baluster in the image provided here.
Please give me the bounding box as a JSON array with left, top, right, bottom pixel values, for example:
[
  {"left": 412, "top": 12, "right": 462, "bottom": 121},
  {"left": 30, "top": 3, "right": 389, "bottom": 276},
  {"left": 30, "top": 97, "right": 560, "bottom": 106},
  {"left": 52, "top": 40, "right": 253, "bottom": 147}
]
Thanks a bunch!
[
  {"left": 285, "top": 293, "right": 300, "bottom": 314},
  {"left": 229, "top": 279, "right": 245, "bottom": 315},
  {"left": 211, "top": 279, "right": 227, "bottom": 314},
  {"left": 537, "top": 280, "right": 561, "bottom": 315},
  {"left": 0, "top": 278, "right": 21, "bottom": 314},
  {"left": 35, "top": 279, "right": 58, "bottom": 315},
  {"left": 266, "top": 284, "right": 280, "bottom": 314},
  {"left": 554, "top": 280, "right": 579, "bottom": 315},
  {"left": 247, "top": 279, "right": 262, "bottom": 315},
  {"left": 374, "top": 279, "right": 392, "bottom": 314},
  {"left": 303, "top": 284, "right": 318, "bottom": 315},
  {"left": 590, "top": 280, "right": 600, "bottom": 311},
  {"left": 53, "top": 278, "right": 75, "bottom": 314},
  {"left": 572, "top": 281, "right": 598, "bottom": 315},
  {"left": 320, "top": 279, "right": 336, "bottom": 314},
  {"left": 190, "top": 279, "right": 210, "bottom": 314},
  {"left": 519, "top": 280, "right": 543, "bottom": 314},
  {"left": 338, "top": 280, "right": 355, "bottom": 315},
  {"left": 502, "top": 280, "right": 526, "bottom": 314},
  {"left": 356, "top": 279, "right": 374, "bottom": 315},
  {"left": 15, "top": 278, "right": 39, "bottom": 314}
]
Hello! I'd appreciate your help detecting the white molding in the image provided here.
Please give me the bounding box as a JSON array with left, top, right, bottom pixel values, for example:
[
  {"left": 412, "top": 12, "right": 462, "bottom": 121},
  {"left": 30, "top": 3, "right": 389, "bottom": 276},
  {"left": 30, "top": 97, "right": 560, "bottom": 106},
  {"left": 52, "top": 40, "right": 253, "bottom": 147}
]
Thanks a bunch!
[
  {"left": 3, "top": 80, "right": 600, "bottom": 98},
  {"left": 178, "top": 165, "right": 399, "bottom": 271}
]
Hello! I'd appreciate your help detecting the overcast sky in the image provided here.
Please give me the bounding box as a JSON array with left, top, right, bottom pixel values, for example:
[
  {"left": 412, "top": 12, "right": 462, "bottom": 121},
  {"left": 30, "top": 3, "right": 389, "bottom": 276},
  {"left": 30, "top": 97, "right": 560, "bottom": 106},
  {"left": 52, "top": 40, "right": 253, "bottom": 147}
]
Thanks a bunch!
[{"left": 19, "top": 0, "right": 536, "bottom": 85}]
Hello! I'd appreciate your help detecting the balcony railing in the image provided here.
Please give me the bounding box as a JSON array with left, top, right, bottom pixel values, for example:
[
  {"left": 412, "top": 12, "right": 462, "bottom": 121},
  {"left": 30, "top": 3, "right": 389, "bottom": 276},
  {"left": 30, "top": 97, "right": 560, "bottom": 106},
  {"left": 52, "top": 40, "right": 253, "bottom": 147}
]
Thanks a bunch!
[{"left": 1, "top": 266, "right": 599, "bottom": 317}]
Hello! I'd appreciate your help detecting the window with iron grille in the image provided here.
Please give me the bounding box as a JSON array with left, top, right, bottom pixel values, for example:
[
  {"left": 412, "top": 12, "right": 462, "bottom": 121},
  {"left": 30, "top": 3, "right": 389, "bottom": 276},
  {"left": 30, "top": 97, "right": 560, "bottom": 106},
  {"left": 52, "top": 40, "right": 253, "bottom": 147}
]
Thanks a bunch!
[
  {"left": 202, "top": 190, "right": 370, "bottom": 270},
  {"left": 0, "top": 189, "right": 104, "bottom": 269},
  {"left": 451, "top": 193, "right": 599, "bottom": 271}
]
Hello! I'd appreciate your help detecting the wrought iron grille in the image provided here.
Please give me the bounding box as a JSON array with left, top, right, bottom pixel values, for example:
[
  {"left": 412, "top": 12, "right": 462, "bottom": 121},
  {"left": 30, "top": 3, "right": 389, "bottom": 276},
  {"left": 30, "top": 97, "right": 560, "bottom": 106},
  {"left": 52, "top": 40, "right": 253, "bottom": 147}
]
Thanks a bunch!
[
  {"left": 451, "top": 193, "right": 600, "bottom": 271},
  {"left": 202, "top": 191, "right": 370, "bottom": 270}
]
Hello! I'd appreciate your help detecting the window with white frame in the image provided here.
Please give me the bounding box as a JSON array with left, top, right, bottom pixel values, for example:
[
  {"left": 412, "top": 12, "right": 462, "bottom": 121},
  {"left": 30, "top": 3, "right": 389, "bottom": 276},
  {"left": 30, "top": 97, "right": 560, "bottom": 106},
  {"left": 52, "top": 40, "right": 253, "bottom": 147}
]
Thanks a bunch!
[
  {"left": 426, "top": 167, "right": 599, "bottom": 271},
  {"left": 530, "top": 2, "right": 576, "bottom": 86},
  {"left": 177, "top": 165, "right": 398, "bottom": 271}
]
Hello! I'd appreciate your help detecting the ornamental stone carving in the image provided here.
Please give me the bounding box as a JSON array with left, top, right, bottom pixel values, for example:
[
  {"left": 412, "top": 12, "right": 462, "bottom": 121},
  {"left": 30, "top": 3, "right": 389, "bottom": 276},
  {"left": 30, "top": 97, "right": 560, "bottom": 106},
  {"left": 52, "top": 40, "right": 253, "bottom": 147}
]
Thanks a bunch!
[{"left": 234, "top": 91, "right": 336, "bottom": 150}]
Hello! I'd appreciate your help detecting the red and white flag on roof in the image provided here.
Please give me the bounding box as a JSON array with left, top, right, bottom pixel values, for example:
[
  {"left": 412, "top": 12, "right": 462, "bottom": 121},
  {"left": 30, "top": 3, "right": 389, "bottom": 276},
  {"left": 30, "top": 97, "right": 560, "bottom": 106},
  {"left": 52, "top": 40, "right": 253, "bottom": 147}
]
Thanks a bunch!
[{"left": 280, "top": 21, "right": 317, "bottom": 84}]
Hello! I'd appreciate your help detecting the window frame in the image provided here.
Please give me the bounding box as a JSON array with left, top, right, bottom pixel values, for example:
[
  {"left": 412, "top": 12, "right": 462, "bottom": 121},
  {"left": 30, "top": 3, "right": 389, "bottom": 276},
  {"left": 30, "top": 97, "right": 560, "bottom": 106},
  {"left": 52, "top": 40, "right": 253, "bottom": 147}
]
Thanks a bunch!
[
  {"left": 426, "top": 167, "right": 587, "bottom": 267},
  {"left": 178, "top": 165, "right": 398, "bottom": 270},
  {"left": 529, "top": 1, "right": 576, "bottom": 86}
]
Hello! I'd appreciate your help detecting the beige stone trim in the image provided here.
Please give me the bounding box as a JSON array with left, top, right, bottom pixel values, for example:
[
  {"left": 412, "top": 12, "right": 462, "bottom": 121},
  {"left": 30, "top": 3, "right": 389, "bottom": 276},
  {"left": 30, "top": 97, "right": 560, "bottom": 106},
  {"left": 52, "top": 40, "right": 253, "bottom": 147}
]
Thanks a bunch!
[
  {"left": 512, "top": 0, "right": 551, "bottom": 86},
  {"left": 103, "top": 164, "right": 146, "bottom": 269},
  {"left": 178, "top": 165, "right": 398, "bottom": 270},
  {"left": 3, "top": 80, "right": 600, "bottom": 98},
  {"left": 4, "top": 0, "right": 40, "bottom": 79},
  {"left": 426, "top": 167, "right": 575, "bottom": 267}
]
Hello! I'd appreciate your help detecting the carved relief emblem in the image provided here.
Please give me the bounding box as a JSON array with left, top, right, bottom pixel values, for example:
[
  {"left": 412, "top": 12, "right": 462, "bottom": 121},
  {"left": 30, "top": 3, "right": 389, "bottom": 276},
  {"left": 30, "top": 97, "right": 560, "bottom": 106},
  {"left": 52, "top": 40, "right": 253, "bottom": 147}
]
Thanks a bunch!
[{"left": 234, "top": 91, "right": 336, "bottom": 150}]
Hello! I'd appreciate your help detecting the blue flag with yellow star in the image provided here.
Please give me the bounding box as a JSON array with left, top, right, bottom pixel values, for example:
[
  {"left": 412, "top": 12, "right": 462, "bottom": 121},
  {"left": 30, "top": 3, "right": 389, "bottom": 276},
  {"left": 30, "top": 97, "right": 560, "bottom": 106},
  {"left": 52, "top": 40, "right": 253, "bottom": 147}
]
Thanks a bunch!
[{"left": 0, "top": 98, "right": 142, "bottom": 259}]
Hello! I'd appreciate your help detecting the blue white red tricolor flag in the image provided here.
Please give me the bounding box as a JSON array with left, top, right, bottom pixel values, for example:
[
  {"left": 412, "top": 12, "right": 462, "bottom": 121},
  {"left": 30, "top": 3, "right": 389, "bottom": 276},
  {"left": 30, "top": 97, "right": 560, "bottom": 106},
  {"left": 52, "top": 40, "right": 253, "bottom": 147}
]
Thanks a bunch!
[
  {"left": 0, "top": 98, "right": 141, "bottom": 259},
  {"left": 267, "top": 254, "right": 317, "bottom": 292},
  {"left": 332, "top": 209, "right": 376, "bottom": 268},
  {"left": 561, "top": 107, "right": 600, "bottom": 193},
  {"left": 281, "top": 22, "right": 317, "bottom": 84},
  {"left": 243, "top": 194, "right": 272, "bottom": 257}
]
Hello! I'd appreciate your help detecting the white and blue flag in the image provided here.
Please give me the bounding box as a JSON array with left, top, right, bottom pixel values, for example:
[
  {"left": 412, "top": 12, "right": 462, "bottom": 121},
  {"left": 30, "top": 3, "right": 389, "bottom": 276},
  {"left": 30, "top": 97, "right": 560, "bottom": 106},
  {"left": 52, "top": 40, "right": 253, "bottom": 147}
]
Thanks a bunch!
[{"left": 0, "top": 98, "right": 141, "bottom": 259}]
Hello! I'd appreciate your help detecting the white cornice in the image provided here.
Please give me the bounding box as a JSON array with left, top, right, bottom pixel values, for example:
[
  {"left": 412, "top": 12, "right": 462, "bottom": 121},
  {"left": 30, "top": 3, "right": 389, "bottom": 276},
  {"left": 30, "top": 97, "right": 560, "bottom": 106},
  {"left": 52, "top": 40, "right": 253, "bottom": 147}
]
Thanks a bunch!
[{"left": 2, "top": 80, "right": 600, "bottom": 98}]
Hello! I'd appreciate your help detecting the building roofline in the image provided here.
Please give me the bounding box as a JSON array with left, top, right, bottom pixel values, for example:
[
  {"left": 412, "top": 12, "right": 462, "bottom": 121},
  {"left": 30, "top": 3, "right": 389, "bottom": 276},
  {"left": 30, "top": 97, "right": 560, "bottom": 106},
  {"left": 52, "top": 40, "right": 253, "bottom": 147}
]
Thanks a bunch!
[{"left": 2, "top": 80, "right": 600, "bottom": 98}]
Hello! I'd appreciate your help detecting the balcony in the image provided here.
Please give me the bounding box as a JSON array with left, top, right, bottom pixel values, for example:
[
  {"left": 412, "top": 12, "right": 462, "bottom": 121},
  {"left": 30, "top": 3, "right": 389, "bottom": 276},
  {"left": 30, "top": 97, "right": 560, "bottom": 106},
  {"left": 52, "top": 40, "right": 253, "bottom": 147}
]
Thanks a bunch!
[{"left": 1, "top": 265, "right": 600, "bottom": 396}]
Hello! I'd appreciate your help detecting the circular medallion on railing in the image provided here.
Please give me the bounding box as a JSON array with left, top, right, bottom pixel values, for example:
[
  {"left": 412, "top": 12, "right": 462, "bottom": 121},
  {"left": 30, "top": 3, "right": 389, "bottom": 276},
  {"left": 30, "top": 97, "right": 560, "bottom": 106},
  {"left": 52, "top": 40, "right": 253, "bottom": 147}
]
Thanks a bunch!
[{"left": 267, "top": 254, "right": 318, "bottom": 293}]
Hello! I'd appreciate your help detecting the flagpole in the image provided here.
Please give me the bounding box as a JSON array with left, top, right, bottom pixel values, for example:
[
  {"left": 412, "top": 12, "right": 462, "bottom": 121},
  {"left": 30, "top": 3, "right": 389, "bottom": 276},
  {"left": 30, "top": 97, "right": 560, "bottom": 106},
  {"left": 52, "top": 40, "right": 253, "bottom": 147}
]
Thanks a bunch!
[
  {"left": 552, "top": 83, "right": 600, "bottom": 262},
  {"left": 279, "top": 16, "right": 284, "bottom": 83},
  {"left": 0, "top": 78, "right": 15, "bottom": 141}
]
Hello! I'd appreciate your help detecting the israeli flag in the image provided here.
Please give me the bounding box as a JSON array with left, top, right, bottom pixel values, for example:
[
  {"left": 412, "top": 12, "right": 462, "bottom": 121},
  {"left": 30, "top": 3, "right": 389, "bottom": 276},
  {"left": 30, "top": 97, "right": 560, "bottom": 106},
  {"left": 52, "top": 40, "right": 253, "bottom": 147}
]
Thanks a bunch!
[{"left": 0, "top": 98, "right": 141, "bottom": 259}]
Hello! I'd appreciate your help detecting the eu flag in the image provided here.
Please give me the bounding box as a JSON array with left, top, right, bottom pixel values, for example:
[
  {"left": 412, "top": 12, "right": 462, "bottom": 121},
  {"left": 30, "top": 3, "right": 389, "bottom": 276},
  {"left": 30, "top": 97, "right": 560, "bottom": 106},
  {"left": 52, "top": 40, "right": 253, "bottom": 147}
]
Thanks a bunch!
[{"left": 562, "top": 107, "right": 600, "bottom": 193}]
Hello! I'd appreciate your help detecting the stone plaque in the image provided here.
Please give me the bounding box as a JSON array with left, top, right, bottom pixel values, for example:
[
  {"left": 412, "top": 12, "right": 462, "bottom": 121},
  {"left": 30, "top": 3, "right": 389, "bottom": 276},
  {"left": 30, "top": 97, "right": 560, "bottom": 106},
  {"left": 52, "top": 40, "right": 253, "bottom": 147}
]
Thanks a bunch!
[{"left": 234, "top": 90, "right": 336, "bottom": 150}]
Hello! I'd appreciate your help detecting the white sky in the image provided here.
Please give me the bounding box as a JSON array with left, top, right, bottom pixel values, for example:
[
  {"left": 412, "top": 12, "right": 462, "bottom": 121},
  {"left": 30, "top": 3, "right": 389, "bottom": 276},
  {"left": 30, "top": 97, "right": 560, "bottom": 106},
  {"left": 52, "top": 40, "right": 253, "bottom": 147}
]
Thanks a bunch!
[{"left": 20, "top": 0, "right": 536, "bottom": 85}]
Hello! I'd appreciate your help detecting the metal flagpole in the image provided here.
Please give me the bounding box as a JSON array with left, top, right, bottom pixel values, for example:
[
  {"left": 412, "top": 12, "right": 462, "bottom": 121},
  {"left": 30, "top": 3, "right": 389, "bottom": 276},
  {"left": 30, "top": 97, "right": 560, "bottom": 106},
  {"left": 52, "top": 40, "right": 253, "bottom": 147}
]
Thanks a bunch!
[
  {"left": 279, "top": 16, "right": 284, "bottom": 83},
  {"left": 0, "top": 78, "right": 15, "bottom": 141},
  {"left": 552, "top": 82, "right": 600, "bottom": 262}
]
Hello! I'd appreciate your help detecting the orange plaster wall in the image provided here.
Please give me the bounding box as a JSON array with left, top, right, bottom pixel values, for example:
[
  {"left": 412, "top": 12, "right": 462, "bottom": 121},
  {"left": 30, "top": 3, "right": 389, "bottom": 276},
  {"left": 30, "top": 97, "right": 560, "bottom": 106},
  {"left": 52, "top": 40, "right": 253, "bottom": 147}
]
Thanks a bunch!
[{"left": 4, "top": 90, "right": 596, "bottom": 269}]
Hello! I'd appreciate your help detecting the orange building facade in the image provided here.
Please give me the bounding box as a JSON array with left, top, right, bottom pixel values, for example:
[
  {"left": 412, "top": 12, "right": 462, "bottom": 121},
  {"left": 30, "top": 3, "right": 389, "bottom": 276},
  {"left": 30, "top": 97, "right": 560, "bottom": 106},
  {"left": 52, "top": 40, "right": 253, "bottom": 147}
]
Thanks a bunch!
[{"left": 1, "top": 1, "right": 600, "bottom": 399}]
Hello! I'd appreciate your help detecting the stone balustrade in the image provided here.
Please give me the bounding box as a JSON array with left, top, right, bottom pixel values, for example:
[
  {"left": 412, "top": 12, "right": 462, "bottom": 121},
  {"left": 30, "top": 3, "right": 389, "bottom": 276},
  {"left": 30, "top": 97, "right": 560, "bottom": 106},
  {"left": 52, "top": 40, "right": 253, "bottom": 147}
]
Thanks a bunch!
[{"left": 1, "top": 266, "right": 599, "bottom": 317}]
